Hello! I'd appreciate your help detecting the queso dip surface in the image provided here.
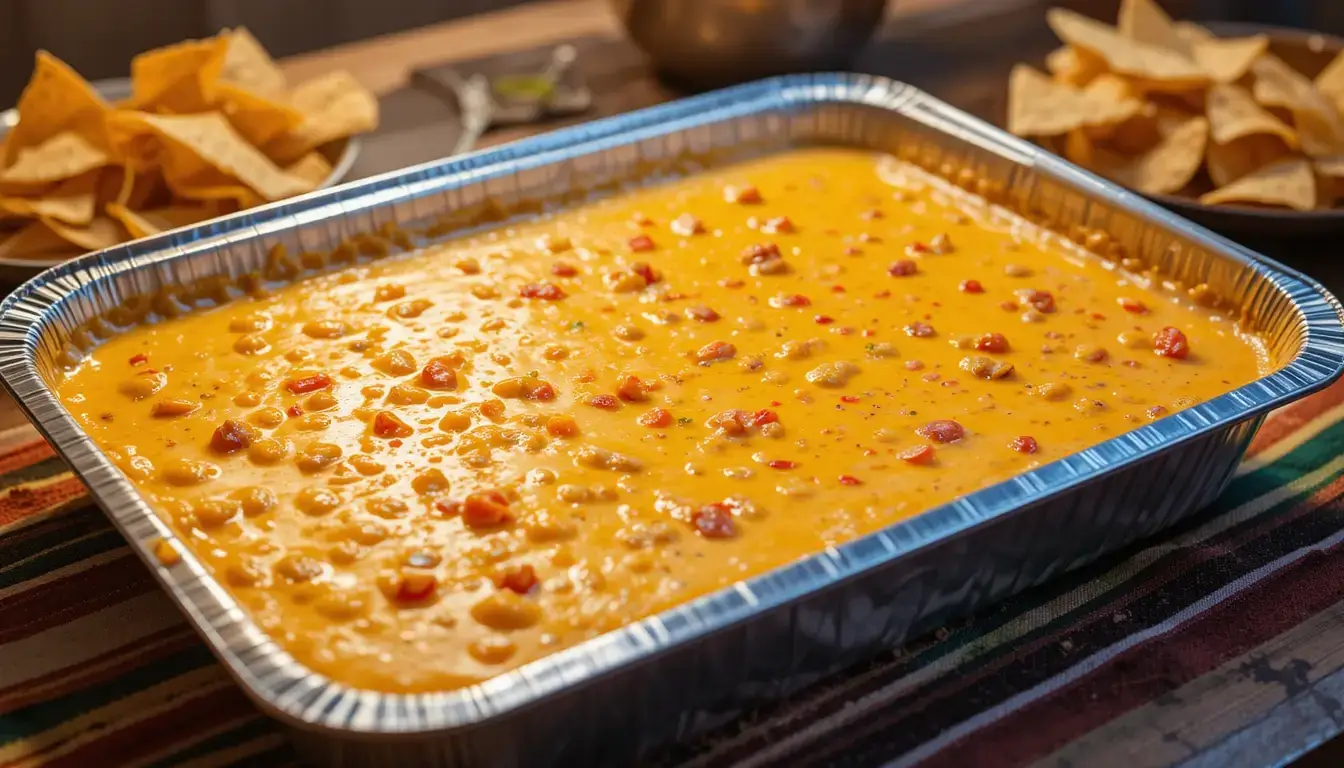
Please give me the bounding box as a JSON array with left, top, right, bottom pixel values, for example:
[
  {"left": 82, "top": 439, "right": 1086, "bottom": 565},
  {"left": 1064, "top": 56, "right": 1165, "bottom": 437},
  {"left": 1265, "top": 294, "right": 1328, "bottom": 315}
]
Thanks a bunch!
[{"left": 55, "top": 148, "right": 1267, "bottom": 692}]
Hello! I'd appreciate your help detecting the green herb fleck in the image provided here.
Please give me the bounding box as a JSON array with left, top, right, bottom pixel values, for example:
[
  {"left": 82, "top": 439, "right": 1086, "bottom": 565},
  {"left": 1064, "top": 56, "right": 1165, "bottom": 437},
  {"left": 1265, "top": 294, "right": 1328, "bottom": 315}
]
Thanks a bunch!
[
  {"left": 677, "top": 417, "right": 693, "bottom": 426},
  {"left": 569, "top": 321, "right": 585, "bottom": 331}
]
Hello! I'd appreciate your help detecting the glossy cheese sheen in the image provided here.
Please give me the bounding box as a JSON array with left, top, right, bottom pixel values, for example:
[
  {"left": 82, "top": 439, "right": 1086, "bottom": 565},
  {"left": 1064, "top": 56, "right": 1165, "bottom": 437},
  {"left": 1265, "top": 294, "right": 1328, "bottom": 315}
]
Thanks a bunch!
[{"left": 56, "top": 149, "right": 1267, "bottom": 693}]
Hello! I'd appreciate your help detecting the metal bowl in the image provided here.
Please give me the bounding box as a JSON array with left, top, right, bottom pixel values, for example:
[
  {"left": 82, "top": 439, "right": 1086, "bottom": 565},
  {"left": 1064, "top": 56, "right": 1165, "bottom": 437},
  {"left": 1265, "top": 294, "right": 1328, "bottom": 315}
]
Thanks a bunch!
[
  {"left": 0, "top": 77, "right": 360, "bottom": 282},
  {"left": 612, "top": 0, "right": 889, "bottom": 90}
]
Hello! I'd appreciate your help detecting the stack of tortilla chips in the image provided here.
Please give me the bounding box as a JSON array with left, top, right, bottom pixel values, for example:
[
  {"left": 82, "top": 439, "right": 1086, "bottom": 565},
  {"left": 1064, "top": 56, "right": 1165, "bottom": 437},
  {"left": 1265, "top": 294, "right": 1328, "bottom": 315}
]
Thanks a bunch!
[
  {"left": 0, "top": 28, "right": 379, "bottom": 262},
  {"left": 1008, "top": 0, "right": 1344, "bottom": 212}
]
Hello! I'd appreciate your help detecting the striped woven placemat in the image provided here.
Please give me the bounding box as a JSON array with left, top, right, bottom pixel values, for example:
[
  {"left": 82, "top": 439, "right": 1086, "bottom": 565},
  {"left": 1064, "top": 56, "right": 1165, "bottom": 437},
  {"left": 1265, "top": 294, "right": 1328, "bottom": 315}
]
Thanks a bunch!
[{"left": 1, "top": 380, "right": 1341, "bottom": 766}]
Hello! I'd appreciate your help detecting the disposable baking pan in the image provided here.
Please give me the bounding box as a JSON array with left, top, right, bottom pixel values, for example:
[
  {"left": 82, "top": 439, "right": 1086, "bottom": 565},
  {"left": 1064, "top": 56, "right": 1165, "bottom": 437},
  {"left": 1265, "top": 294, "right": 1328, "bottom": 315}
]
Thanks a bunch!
[{"left": 0, "top": 74, "right": 1340, "bottom": 767}]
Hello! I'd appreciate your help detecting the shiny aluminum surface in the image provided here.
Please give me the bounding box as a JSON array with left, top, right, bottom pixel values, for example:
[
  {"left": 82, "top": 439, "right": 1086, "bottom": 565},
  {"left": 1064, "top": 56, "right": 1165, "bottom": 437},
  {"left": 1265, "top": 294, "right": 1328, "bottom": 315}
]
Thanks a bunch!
[
  {"left": 0, "top": 74, "right": 1340, "bottom": 767},
  {"left": 612, "top": 0, "right": 889, "bottom": 88}
]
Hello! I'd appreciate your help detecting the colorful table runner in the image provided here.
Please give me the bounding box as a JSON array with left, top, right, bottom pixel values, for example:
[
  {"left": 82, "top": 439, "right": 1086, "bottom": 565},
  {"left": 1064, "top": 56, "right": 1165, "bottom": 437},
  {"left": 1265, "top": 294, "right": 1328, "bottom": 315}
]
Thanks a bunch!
[{"left": 1, "top": 377, "right": 1341, "bottom": 767}]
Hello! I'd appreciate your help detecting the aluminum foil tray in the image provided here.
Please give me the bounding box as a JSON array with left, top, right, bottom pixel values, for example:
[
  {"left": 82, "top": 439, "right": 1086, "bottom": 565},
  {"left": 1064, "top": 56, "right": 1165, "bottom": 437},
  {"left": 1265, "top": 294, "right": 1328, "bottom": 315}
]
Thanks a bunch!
[{"left": 0, "top": 74, "right": 1340, "bottom": 767}]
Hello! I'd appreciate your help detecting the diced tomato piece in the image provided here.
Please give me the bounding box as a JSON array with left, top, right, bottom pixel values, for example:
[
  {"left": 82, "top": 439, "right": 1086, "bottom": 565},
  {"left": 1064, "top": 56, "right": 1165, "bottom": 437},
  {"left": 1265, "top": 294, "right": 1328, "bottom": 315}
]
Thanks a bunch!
[
  {"left": 840, "top": 395, "right": 861, "bottom": 404},
  {"left": 588, "top": 394, "right": 621, "bottom": 410},
  {"left": 762, "top": 216, "right": 795, "bottom": 234},
  {"left": 631, "top": 261, "right": 661, "bottom": 285},
  {"left": 286, "top": 405, "right": 304, "bottom": 418},
  {"left": 767, "top": 459, "right": 796, "bottom": 470},
  {"left": 691, "top": 503, "right": 738, "bottom": 538},
  {"left": 725, "top": 185, "right": 762, "bottom": 204},
  {"left": 687, "top": 305, "right": 721, "bottom": 322},
  {"left": 552, "top": 262, "right": 577, "bottom": 277},
  {"left": 285, "top": 373, "right": 331, "bottom": 394},
  {"left": 975, "top": 332, "right": 1009, "bottom": 353},
  {"left": 742, "top": 242, "right": 781, "bottom": 264},
  {"left": 519, "top": 282, "right": 567, "bottom": 300},
  {"left": 528, "top": 382, "right": 557, "bottom": 402},
  {"left": 420, "top": 358, "right": 459, "bottom": 389},
  {"left": 897, "top": 445, "right": 936, "bottom": 464},
  {"left": 1009, "top": 436, "right": 1039, "bottom": 454},
  {"left": 546, "top": 414, "right": 579, "bottom": 437},
  {"left": 373, "top": 410, "right": 413, "bottom": 438},
  {"left": 916, "top": 419, "right": 965, "bottom": 443},
  {"left": 861, "top": 209, "right": 884, "bottom": 221},
  {"left": 128, "top": 353, "right": 149, "bottom": 366},
  {"left": 696, "top": 341, "right": 736, "bottom": 363},
  {"left": 629, "top": 234, "right": 656, "bottom": 252},
  {"left": 639, "top": 408, "right": 673, "bottom": 428},
  {"left": 434, "top": 498, "right": 463, "bottom": 517},
  {"left": 1019, "top": 289, "right": 1056, "bottom": 313},
  {"left": 1153, "top": 326, "right": 1189, "bottom": 359},
  {"left": 888, "top": 260, "right": 918, "bottom": 277},
  {"left": 838, "top": 474, "right": 863, "bottom": 485},
  {"left": 752, "top": 409, "right": 779, "bottom": 426},
  {"left": 905, "top": 321, "right": 936, "bottom": 338},
  {"left": 815, "top": 315, "right": 834, "bottom": 325},
  {"left": 462, "top": 490, "right": 511, "bottom": 528},
  {"left": 1146, "top": 405, "right": 1169, "bottom": 419},
  {"left": 210, "top": 419, "right": 255, "bottom": 454},
  {"left": 1118, "top": 297, "right": 1148, "bottom": 314},
  {"left": 498, "top": 565, "right": 538, "bottom": 595},
  {"left": 960, "top": 279, "right": 985, "bottom": 294},
  {"left": 617, "top": 375, "right": 649, "bottom": 402},
  {"left": 907, "top": 241, "right": 931, "bottom": 254},
  {"left": 778, "top": 294, "right": 811, "bottom": 307}
]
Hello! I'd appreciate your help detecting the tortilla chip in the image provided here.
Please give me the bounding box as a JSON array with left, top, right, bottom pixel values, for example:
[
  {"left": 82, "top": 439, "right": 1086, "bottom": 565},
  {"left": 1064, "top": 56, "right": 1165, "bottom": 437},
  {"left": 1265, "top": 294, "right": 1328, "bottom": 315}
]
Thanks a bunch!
[
  {"left": 220, "top": 27, "right": 287, "bottom": 99},
  {"left": 2, "top": 52, "right": 109, "bottom": 169},
  {"left": 217, "top": 82, "right": 305, "bottom": 147},
  {"left": 1117, "top": 0, "right": 1189, "bottom": 56},
  {"left": 0, "top": 171, "right": 99, "bottom": 225},
  {"left": 1046, "top": 46, "right": 1105, "bottom": 87},
  {"left": 1192, "top": 36, "right": 1269, "bottom": 84},
  {"left": 42, "top": 215, "right": 127, "bottom": 252},
  {"left": 0, "top": 131, "right": 111, "bottom": 184},
  {"left": 164, "top": 168, "right": 264, "bottom": 210},
  {"left": 285, "top": 152, "right": 333, "bottom": 190},
  {"left": 1251, "top": 54, "right": 1344, "bottom": 156},
  {"left": 1199, "top": 157, "right": 1316, "bottom": 210},
  {"left": 1315, "top": 50, "right": 1344, "bottom": 108},
  {"left": 107, "top": 203, "right": 216, "bottom": 239},
  {"left": 1205, "top": 83, "right": 1298, "bottom": 147},
  {"left": 1206, "top": 133, "right": 1293, "bottom": 187},
  {"left": 1173, "top": 21, "right": 1215, "bottom": 45},
  {"left": 1063, "top": 128, "right": 1097, "bottom": 168},
  {"left": 1101, "top": 115, "right": 1209, "bottom": 195},
  {"left": 264, "top": 71, "right": 378, "bottom": 163},
  {"left": 1313, "top": 154, "right": 1344, "bottom": 178},
  {"left": 0, "top": 220, "right": 83, "bottom": 261},
  {"left": 1046, "top": 8, "right": 1207, "bottom": 88},
  {"left": 107, "top": 111, "right": 307, "bottom": 201},
  {"left": 130, "top": 37, "right": 230, "bottom": 115}
]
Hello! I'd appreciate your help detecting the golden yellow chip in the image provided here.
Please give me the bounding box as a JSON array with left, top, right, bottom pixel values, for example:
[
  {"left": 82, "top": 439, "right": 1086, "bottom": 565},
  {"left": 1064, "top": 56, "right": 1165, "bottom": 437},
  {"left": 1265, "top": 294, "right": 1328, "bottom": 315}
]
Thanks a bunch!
[
  {"left": 1045, "top": 46, "right": 1105, "bottom": 87},
  {"left": 107, "top": 203, "right": 216, "bottom": 239},
  {"left": 1173, "top": 21, "right": 1215, "bottom": 45},
  {"left": 1117, "top": 0, "right": 1189, "bottom": 56},
  {"left": 1206, "top": 134, "right": 1293, "bottom": 187},
  {"left": 130, "top": 37, "right": 230, "bottom": 115},
  {"left": 285, "top": 152, "right": 333, "bottom": 190},
  {"left": 43, "top": 215, "right": 127, "bottom": 252},
  {"left": 217, "top": 82, "right": 305, "bottom": 147},
  {"left": 0, "top": 171, "right": 99, "bottom": 225},
  {"left": 164, "top": 169, "right": 264, "bottom": 210},
  {"left": 2, "top": 52, "right": 109, "bottom": 169},
  {"left": 0, "top": 130, "right": 111, "bottom": 185},
  {"left": 265, "top": 71, "right": 378, "bottom": 163},
  {"left": 0, "top": 221, "right": 83, "bottom": 261},
  {"left": 1250, "top": 54, "right": 1344, "bottom": 156},
  {"left": 1205, "top": 83, "right": 1298, "bottom": 147},
  {"left": 1100, "top": 115, "right": 1209, "bottom": 195},
  {"left": 220, "top": 27, "right": 287, "bottom": 99},
  {"left": 1046, "top": 8, "right": 1207, "bottom": 88},
  {"left": 1314, "top": 50, "right": 1344, "bottom": 110},
  {"left": 1200, "top": 157, "right": 1316, "bottom": 210},
  {"left": 108, "top": 111, "right": 307, "bottom": 201},
  {"left": 1192, "top": 36, "right": 1269, "bottom": 84},
  {"left": 1312, "top": 154, "right": 1344, "bottom": 178}
]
